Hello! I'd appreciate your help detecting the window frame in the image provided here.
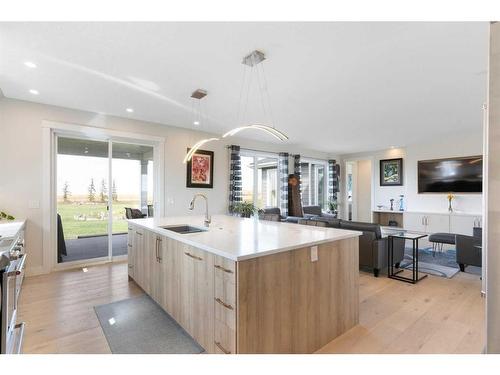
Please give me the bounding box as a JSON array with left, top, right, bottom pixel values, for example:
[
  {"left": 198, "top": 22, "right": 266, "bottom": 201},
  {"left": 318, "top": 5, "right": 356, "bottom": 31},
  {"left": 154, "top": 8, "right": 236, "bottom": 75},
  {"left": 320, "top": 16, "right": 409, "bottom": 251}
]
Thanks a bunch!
[
  {"left": 240, "top": 149, "right": 280, "bottom": 209},
  {"left": 301, "top": 157, "right": 329, "bottom": 209}
]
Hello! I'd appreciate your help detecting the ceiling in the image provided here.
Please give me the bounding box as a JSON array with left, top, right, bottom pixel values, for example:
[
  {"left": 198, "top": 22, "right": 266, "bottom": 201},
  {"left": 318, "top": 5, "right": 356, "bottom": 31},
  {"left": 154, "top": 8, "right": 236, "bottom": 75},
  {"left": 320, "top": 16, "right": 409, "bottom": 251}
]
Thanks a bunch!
[{"left": 0, "top": 22, "right": 489, "bottom": 154}]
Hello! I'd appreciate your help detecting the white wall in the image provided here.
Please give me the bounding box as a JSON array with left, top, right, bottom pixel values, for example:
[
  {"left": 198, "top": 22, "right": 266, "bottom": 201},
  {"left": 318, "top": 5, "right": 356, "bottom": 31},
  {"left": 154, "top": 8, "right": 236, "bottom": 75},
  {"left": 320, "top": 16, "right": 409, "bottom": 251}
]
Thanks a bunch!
[
  {"left": 0, "top": 97, "right": 332, "bottom": 275},
  {"left": 339, "top": 129, "right": 483, "bottom": 220},
  {"left": 356, "top": 159, "right": 372, "bottom": 222}
]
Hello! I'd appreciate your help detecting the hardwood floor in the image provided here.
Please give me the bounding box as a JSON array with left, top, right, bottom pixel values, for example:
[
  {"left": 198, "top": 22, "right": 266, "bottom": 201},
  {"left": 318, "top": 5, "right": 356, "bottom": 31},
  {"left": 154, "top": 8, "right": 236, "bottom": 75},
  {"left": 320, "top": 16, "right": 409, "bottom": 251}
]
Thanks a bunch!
[
  {"left": 317, "top": 270, "right": 485, "bottom": 354},
  {"left": 18, "top": 262, "right": 485, "bottom": 354}
]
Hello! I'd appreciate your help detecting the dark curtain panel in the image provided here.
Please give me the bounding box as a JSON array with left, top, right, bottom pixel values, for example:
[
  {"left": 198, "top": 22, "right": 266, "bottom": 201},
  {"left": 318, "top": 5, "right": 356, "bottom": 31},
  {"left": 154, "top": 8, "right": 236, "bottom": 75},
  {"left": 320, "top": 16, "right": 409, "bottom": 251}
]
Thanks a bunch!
[
  {"left": 278, "top": 152, "right": 289, "bottom": 217},
  {"left": 228, "top": 145, "right": 242, "bottom": 212},
  {"left": 328, "top": 159, "right": 340, "bottom": 203}
]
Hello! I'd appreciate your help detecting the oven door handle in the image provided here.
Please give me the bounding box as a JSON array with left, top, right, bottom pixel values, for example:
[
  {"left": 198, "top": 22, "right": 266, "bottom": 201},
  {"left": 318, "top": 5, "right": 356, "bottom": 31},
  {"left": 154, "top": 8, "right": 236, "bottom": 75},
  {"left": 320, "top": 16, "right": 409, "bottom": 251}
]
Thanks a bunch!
[
  {"left": 12, "top": 322, "right": 25, "bottom": 354},
  {"left": 6, "top": 254, "right": 26, "bottom": 277}
]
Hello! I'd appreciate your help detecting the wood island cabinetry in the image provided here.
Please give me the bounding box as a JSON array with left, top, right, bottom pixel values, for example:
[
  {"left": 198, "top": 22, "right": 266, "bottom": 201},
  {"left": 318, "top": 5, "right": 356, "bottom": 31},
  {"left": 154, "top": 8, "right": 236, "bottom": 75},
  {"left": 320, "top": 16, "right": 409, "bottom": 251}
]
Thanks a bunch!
[{"left": 127, "top": 216, "right": 359, "bottom": 354}]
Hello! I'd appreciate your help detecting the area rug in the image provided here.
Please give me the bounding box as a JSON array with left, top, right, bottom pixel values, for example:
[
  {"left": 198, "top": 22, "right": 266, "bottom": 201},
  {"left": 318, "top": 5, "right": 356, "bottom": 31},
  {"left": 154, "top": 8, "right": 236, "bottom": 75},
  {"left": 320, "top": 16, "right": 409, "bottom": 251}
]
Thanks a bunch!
[
  {"left": 94, "top": 294, "right": 204, "bottom": 354},
  {"left": 400, "top": 247, "right": 461, "bottom": 278}
]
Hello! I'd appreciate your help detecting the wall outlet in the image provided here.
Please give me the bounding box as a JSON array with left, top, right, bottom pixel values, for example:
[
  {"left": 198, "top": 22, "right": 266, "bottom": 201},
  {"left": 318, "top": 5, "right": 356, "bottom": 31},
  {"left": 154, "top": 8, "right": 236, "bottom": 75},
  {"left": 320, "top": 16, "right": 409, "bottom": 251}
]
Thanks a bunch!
[{"left": 310, "top": 246, "right": 318, "bottom": 262}]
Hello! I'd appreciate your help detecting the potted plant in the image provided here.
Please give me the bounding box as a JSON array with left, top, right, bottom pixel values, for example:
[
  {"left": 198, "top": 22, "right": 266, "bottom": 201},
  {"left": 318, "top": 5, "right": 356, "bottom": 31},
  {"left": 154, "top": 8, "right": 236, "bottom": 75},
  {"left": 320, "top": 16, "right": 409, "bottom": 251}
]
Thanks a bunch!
[
  {"left": 0, "top": 211, "right": 15, "bottom": 221},
  {"left": 327, "top": 200, "right": 338, "bottom": 215},
  {"left": 231, "top": 201, "right": 258, "bottom": 218}
]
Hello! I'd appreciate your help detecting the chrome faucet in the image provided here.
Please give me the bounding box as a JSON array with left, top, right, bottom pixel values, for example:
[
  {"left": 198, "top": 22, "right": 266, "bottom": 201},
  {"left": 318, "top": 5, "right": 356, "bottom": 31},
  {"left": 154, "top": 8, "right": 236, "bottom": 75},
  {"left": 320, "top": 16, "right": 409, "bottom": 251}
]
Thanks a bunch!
[{"left": 189, "top": 193, "right": 211, "bottom": 227}]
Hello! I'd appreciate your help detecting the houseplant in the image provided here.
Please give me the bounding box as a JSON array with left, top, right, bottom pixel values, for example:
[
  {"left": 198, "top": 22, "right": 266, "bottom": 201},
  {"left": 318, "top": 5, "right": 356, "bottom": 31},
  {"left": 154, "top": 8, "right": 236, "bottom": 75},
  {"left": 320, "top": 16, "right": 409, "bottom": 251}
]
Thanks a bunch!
[
  {"left": 231, "top": 201, "right": 258, "bottom": 218},
  {"left": 0, "top": 211, "right": 15, "bottom": 221}
]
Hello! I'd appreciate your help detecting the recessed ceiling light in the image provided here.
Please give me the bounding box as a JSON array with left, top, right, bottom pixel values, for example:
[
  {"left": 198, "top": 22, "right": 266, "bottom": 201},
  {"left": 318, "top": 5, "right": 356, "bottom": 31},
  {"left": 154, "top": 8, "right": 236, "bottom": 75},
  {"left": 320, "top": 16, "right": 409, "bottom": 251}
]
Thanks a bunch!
[
  {"left": 193, "top": 121, "right": 200, "bottom": 126},
  {"left": 29, "top": 89, "right": 39, "bottom": 95},
  {"left": 126, "top": 108, "right": 134, "bottom": 113},
  {"left": 24, "top": 61, "right": 37, "bottom": 68}
]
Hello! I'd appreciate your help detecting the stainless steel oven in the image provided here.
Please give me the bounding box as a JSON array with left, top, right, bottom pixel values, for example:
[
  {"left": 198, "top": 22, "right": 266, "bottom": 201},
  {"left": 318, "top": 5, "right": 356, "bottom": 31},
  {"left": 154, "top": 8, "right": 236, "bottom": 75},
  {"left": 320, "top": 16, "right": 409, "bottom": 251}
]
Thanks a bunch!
[{"left": 0, "top": 233, "right": 26, "bottom": 354}]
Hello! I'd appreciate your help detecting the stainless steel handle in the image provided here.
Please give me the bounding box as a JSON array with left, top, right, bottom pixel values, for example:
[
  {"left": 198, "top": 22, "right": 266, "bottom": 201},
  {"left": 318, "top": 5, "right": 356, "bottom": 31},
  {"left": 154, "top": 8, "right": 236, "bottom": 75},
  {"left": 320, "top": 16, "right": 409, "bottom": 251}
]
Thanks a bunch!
[
  {"left": 155, "top": 237, "right": 159, "bottom": 262},
  {"left": 127, "top": 244, "right": 132, "bottom": 248},
  {"left": 214, "top": 264, "right": 233, "bottom": 274},
  {"left": 184, "top": 252, "right": 203, "bottom": 261},
  {"left": 12, "top": 322, "right": 25, "bottom": 354},
  {"left": 157, "top": 237, "right": 162, "bottom": 263},
  {"left": 214, "top": 341, "right": 231, "bottom": 354},
  {"left": 7, "top": 253, "right": 26, "bottom": 277},
  {"left": 135, "top": 231, "right": 143, "bottom": 236},
  {"left": 215, "top": 297, "right": 234, "bottom": 310}
]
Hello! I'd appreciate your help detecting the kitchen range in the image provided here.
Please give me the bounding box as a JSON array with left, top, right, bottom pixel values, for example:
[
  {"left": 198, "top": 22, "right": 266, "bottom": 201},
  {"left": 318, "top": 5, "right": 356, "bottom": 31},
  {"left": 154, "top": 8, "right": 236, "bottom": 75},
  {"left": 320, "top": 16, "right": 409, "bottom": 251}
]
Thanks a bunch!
[{"left": 0, "top": 221, "right": 26, "bottom": 354}]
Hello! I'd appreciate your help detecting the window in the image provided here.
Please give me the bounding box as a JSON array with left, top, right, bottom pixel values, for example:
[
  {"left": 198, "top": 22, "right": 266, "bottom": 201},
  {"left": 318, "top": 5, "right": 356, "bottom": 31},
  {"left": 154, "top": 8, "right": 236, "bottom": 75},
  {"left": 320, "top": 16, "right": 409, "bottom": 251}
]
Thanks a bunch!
[
  {"left": 300, "top": 159, "right": 328, "bottom": 208},
  {"left": 240, "top": 151, "right": 279, "bottom": 209}
]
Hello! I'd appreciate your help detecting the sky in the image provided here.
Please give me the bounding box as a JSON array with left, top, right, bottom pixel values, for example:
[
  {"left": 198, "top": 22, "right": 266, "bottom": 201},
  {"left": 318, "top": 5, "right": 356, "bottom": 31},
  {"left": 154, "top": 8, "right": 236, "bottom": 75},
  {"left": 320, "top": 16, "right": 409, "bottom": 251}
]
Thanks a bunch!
[{"left": 57, "top": 154, "right": 153, "bottom": 201}]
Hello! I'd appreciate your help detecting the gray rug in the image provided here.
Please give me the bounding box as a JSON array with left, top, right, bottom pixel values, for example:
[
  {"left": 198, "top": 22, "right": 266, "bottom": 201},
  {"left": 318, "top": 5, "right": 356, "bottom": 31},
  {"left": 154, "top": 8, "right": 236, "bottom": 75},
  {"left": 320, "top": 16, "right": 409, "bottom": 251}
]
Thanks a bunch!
[
  {"left": 94, "top": 294, "right": 204, "bottom": 354},
  {"left": 401, "top": 247, "right": 482, "bottom": 279}
]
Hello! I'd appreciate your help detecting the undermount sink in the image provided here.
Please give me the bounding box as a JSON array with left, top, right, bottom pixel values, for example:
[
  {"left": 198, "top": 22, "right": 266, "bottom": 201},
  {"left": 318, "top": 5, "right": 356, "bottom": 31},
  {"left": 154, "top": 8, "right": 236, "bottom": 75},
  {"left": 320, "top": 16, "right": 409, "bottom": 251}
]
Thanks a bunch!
[{"left": 159, "top": 225, "right": 207, "bottom": 234}]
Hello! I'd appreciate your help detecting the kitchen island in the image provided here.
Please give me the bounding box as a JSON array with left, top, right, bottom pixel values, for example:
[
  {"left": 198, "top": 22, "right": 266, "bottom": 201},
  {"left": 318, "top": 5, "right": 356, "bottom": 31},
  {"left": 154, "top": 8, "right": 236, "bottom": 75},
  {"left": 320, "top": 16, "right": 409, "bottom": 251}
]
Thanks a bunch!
[{"left": 127, "top": 215, "right": 361, "bottom": 354}]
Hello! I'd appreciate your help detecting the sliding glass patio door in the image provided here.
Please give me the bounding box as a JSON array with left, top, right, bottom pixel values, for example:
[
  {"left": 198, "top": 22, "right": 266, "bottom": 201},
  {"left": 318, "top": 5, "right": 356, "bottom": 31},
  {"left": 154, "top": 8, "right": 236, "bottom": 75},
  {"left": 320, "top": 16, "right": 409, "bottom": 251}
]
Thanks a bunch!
[
  {"left": 56, "top": 136, "right": 110, "bottom": 263},
  {"left": 111, "top": 142, "right": 154, "bottom": 258},
  {"left": 56, "top": 135, "right": 154, "bottom": 264}
]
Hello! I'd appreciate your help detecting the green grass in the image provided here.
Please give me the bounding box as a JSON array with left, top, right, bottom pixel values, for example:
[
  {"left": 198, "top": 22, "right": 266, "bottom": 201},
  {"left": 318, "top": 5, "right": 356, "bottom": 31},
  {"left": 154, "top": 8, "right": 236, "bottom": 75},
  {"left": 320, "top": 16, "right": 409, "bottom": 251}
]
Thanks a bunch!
[{"left": 57, "top": 200, "right": 141, "bottom": 239}]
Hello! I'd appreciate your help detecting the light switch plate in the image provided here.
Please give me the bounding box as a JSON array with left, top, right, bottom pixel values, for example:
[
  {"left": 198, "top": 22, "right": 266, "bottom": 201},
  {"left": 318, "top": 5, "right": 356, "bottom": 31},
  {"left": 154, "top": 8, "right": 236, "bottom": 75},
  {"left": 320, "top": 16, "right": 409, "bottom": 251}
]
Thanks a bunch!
[
  {"left": 310, "top": 246, "right": 318, "bottom": 262},
  {"left": 28, "top": 200, "right": 40, "bottom": 209}
]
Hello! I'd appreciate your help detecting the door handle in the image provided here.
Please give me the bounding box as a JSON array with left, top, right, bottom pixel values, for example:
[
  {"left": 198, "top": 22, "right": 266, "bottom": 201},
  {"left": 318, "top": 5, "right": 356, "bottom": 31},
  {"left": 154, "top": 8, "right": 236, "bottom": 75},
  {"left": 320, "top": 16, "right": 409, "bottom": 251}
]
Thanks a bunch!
[
  {"left": 214, "top": 341, "right": 231, "bottom": 354},
  {"left": 184, "top": 252, "right": 203, "bottom": 261},
  {"left": 215, "top": 297, "right": 234, "bottom": 310},
  {"left": 214, "top": 264, "right": 233, "bottom": 274},
  {"left": 157, "top": 237, "right": 162, "bottom": 263},
  {"left": 155, "top": 237, "right": 159, "bottom": 262}
]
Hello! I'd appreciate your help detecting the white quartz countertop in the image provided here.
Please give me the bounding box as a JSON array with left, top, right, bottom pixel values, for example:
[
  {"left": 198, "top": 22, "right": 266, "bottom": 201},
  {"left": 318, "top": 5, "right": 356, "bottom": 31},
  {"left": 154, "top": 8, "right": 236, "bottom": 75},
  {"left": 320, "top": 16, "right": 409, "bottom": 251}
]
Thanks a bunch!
[{"left": 128, "top": 215, "right": 361, "bottom": 261}]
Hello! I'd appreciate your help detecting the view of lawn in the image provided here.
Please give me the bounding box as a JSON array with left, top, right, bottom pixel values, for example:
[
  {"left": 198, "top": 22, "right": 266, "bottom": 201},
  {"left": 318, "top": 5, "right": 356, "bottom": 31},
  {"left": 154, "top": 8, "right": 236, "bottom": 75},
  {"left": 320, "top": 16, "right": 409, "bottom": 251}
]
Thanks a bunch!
[{"left": 57, "top": 200, "right": 140, "bottom": 239}]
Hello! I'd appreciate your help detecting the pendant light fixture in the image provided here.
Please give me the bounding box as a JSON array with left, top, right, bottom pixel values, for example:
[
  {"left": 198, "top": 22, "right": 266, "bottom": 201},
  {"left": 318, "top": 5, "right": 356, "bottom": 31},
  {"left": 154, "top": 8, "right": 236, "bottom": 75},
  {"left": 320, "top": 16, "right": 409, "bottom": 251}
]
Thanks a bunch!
[
  {"left": 183, "top": 89, "right": 219, "bottom": 163},
  {"left": 223, "top": 50, "right": 289, "bottom": 142}
]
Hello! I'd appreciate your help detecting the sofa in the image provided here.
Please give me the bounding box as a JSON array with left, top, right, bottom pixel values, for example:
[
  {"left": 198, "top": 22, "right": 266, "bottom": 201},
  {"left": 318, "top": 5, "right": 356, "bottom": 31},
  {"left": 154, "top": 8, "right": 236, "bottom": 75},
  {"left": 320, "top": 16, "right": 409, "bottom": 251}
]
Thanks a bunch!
[
  {"left": 287, "top": 215, "right": 405, "bottom": 277},
  {"left": 456, "top": 227, "right": 482, "bottom": 271},
  {"left": 338, "top": 220, "right": 405, "bottom": 277},
  {"left": 285, "top": 205, "right": 338, "bottom": 225}
]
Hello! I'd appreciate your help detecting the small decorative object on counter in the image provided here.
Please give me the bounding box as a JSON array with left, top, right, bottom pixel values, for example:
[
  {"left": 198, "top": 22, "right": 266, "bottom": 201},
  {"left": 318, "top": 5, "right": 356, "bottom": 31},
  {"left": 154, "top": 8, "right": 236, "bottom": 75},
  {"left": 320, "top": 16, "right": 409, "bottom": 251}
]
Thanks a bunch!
[
  {"left": 398, "top": 194, "right": 405, "bottom": 211},
  {"left": 447, "top": 193, "right": 455, "bottom": 212},
  {"left": 389, "top": 199, "right": 394, "bottom": 211},
  {"left": 0, "top": 211, "right": 15, "bottom": 221}
]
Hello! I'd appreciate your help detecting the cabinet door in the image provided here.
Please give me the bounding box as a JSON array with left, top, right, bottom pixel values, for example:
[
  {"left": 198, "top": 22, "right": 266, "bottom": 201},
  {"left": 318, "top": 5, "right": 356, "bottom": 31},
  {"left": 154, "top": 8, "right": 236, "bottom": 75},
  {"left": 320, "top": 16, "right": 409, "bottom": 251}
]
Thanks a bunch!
[
  {"left": 403, "top": 212, "right": 426, "bottom": 232},
  {"left": 425, "top": 214, "right": 450, "bottom": 233},
  {"left": 450, "top": 215, "right": 476, "bottom": 236},
  {"left": 127, "top": 225, "right": 136, "bottom": 280},
  {"left": 150, "top": 234, "right": 168, "bottom": 308},
  {"left": 133, "top": 227, "right": 150, "bottom": 292},
  {"left": 162, "top": 236, "right": 181, "bottom": 321},
  {"left": 180, "top": 245, "right": 215, "bottom": 353}
]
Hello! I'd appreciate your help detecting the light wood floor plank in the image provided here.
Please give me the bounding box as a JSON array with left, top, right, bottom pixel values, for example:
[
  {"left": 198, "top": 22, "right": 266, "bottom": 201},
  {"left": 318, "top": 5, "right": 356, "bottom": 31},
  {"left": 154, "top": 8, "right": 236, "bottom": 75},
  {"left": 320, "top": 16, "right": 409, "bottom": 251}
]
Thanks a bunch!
[{"left": 18, "top": 262, "right": 484, "bottom": 354}]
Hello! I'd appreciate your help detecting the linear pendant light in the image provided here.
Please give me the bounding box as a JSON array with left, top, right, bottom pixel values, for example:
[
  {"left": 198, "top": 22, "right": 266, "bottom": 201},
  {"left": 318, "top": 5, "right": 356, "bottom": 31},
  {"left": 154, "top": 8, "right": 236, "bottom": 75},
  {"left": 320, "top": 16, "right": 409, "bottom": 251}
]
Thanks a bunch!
[
  {"left": 183, "top": 137, "right": 219, "bottom": 164},
  {"left": 222, "top": 124, "right": 289, "bottom": 141},
  {"left": 223, "top": 50, "right": 289, "bottom": 142}
]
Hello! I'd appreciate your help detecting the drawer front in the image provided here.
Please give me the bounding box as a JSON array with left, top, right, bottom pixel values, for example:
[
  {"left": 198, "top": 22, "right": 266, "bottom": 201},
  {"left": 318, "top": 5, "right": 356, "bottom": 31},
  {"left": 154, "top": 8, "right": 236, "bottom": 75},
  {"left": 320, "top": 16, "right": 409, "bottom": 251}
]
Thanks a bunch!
[
  {"left": 214, "top": 320, "right": 236, "bottom": 354},
  {"left": 215, "top": 274, "right": 236, "bottom": 307},
  {"left": 213, "top": 255, "right": 236, "bottom": 283},
  {"left": 214, "top": 296, "right": 236, "bottom": 328}
]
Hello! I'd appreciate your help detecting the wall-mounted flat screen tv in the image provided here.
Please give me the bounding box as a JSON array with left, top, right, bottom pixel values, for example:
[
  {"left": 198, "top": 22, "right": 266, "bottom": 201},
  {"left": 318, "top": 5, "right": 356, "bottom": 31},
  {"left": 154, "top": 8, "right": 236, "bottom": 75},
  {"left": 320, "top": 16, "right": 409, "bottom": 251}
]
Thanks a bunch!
[{"left": 418, "top": 156, "right": 483, "bottom": 193}]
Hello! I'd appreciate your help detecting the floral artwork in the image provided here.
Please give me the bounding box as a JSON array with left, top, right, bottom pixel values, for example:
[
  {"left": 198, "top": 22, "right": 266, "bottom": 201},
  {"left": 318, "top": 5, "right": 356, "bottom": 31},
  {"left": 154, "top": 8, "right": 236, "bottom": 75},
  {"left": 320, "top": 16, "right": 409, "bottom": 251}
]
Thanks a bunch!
[{"left": 186, "top": 149, "right": 214, "bottom": 188}]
